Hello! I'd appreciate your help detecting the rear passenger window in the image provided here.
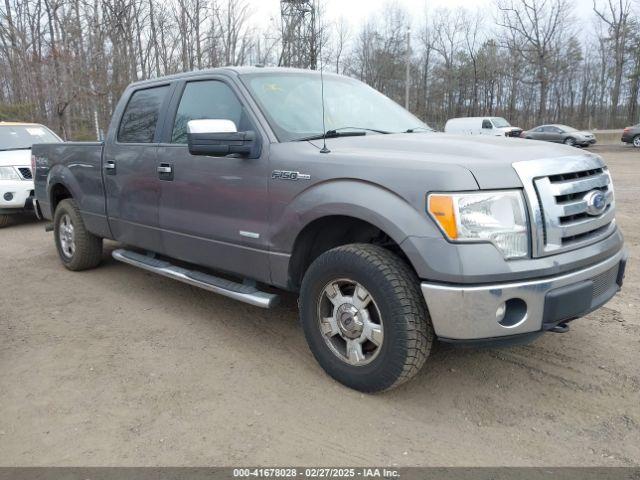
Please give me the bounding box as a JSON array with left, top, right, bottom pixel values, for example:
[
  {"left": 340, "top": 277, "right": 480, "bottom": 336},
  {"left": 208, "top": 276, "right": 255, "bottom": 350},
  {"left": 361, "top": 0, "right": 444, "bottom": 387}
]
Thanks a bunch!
[
  {"left": 171, "top": 80, "right": 246, "bottom": 144},
  {"left": 117, "top": 86, "right": 169, "bottom": 143}
]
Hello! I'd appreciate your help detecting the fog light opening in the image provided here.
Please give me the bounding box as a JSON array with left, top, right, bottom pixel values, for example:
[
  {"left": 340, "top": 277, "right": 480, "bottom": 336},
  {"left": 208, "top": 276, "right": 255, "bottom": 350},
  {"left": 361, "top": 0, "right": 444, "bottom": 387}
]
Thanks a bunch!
[
  {"left": 497, "top": 298, "right": 527, "bottom": 328},
  {"left": 3, "top": 192, "right": 14, "bottom": 201}
]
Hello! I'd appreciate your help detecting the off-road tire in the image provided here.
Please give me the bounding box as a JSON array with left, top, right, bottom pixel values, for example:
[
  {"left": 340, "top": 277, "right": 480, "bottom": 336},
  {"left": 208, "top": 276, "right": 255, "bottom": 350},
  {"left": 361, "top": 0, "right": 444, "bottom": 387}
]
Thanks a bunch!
[
  {"left": 53, "top": 199, "right": 103, "bottom": 271},
  {"left": 0, "top": 215, "right": 11, "bottom": 228},
  {"left": 299, "top": 243, "right": 433, "bottom": 392}
]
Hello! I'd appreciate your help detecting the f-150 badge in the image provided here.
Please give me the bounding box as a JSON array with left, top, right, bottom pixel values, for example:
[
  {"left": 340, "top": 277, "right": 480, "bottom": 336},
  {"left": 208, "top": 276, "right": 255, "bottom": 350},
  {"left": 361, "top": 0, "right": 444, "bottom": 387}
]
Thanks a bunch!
[{"left": 271, "top": 170, "right": 311, "bottom": 180}]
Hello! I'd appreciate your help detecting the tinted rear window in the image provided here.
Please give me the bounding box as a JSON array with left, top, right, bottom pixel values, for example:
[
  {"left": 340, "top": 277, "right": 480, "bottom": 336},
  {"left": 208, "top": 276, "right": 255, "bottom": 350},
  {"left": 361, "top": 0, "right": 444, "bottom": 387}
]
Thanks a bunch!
[{"left": 117, "top": 86, "right": 169, "bottom": 143}]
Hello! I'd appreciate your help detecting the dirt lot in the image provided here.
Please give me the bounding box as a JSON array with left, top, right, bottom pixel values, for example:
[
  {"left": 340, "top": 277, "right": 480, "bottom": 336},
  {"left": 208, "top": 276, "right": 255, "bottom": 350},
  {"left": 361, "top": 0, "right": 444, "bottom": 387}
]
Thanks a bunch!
[{"left": 1, "top": 144, "right": 639, "bottom": 467}]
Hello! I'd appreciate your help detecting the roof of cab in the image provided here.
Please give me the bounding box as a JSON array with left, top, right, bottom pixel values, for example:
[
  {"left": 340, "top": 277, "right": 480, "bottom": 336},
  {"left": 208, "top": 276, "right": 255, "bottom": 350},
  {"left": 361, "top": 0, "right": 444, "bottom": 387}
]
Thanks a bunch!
[{"left": 129, "top": 66, "right": 335, "bottom": 88}]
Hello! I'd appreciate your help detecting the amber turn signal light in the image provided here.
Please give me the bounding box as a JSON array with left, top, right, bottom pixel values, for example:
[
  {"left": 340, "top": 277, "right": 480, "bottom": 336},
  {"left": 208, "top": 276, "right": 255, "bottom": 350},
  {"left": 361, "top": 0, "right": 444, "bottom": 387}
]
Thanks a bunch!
[{"left": 428, "top": 195, "right": 458, "bottom": 239}]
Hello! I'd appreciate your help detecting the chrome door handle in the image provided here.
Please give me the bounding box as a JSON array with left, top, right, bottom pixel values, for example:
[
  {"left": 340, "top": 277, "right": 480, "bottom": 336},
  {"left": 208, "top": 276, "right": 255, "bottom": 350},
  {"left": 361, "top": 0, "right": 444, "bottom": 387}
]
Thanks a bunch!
[
  {"left": 105, "top": 161, "right": 116, "bottom": 170},
  {"left": 157, "top": 165, "right": 172, "bottom": 174}
]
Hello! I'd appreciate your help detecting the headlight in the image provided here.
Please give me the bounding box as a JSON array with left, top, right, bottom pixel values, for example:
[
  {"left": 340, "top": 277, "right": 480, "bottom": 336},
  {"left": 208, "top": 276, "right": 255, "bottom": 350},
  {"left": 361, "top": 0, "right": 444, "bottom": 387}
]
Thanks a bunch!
[
  {"left": 427, "top": 190, "right": 529, "bottom": 259},
  {"left": 0, "top": 166, "right": 20, "bottom": 181}
]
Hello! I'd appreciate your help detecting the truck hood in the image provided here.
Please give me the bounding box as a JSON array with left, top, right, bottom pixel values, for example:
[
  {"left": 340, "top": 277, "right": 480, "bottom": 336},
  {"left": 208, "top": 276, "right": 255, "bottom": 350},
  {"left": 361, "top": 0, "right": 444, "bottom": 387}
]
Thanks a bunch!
[
  {"left": 312, "top": 132, "right": 598, "bottom": 189},
  {"left": 0, "top": 149, "right": 31, "bottom": 167}
]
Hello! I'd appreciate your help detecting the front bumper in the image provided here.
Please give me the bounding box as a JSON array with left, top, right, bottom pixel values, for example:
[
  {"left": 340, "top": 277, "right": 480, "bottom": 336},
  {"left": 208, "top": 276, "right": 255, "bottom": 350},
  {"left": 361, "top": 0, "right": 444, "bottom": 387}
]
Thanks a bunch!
[
  {"left": 0, "top": 179, "right": 34, "bottom": 213},
  {"left": 421, "top": 248, "right": 627, "bottom": 342}
]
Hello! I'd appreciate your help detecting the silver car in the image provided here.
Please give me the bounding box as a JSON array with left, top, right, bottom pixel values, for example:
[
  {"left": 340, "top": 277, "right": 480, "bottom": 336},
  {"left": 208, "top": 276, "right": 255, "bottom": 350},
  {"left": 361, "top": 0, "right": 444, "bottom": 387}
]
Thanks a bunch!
[{"left": 523, "top": 124, "right": 597, "bottom": 147}]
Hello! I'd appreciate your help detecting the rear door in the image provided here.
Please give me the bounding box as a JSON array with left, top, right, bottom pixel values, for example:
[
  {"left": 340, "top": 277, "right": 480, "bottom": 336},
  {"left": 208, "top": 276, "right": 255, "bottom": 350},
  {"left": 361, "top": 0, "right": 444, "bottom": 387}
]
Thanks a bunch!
[
  {"left": 155, "top": 77, "right": 271, "bottom": 282},
  {"left": 529, "top": 126, "right": 544, "bottom": 140},
  {"left": 547, "top": 126, "right": 563, "bottom": 143},
  {"left": 103, "top": 84, "right": 174, "bottom": 252},
  {"left": 539, "top": 126, "right": 554, "bottom": 142}
]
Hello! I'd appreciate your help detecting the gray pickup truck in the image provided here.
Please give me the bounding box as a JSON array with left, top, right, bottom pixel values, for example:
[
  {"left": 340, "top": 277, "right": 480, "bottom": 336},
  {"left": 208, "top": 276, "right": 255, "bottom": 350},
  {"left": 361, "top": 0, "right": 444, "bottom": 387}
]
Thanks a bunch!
[{"left": 32, "top": 67, "right": 627, "bottom": 392}]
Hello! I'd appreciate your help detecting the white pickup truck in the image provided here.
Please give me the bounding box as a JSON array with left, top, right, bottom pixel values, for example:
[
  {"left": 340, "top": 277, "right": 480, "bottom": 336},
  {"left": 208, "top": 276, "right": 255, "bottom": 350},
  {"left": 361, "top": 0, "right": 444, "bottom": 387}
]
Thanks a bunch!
[{"left": 0, "top": 122, "right": 61, "bottom": 227}]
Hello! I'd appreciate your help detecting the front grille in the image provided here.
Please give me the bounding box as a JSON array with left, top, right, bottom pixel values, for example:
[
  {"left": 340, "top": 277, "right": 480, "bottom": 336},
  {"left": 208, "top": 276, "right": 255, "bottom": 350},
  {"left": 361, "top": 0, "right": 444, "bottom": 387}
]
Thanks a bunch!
[
  {"left": 513, "top": 156, "right": 616, "bottom": 257},
  {"left": 18, "top": 167, "right": 32, "bottom": 180},
  {"left": 592, "top": 265, "right": 618, "bottom": 299}
]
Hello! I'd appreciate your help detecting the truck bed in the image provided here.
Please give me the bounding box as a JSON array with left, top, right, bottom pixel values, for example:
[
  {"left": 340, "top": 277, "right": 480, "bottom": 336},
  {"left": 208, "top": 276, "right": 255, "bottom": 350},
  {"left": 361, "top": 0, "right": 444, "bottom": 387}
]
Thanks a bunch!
[{"left": 32, "top": 141, "right": 110, "bottom": 238}]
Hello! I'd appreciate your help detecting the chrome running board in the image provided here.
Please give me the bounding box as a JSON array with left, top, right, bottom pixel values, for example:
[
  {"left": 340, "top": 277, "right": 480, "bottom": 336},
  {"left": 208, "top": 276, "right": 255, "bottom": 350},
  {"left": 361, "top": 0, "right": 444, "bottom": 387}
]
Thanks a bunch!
[{"left": 112, "top": 248, "right": 279, "bottom": 309}]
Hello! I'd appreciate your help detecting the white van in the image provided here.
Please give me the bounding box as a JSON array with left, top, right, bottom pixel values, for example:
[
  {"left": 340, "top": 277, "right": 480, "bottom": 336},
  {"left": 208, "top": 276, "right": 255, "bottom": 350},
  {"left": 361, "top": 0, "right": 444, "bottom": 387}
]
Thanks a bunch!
[{"left": 444, "top": 117, "right": 522, "bottom": 137}]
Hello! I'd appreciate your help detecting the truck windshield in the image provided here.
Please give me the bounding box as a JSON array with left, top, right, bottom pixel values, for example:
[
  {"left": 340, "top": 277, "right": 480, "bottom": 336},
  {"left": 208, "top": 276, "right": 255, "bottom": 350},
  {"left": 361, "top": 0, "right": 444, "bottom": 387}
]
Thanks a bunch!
[
  {"left": 0, "top": 125, "right": 60, "bottom": 151},
  {"left": 241, "top": 72, "right": 431, "bottom": 142},
  {"left": 491, "top": 117, "right": 511, "bottom": 128}
]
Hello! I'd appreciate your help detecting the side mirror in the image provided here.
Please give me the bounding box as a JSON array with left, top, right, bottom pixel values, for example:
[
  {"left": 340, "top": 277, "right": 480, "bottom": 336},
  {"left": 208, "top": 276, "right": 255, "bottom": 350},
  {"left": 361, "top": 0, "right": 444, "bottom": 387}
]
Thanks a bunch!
[{"left": 187, "top": 119, "right": 261, "bottom": 159}]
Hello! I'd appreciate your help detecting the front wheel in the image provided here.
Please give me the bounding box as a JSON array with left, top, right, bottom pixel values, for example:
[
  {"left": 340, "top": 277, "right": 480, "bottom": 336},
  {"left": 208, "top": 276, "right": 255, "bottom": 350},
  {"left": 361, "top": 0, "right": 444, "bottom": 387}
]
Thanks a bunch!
[
  {"left": 633, "top": 135, "right": 640, "bottom": 148},
  {"left": 53, "top": 199, "right": 103, "bottom": 271},
  {"left": 299, "top": 244, "right": 433, "bottom": 392},
  {"left": 564, "top": 137, "right": 576, "bottom": 146}
]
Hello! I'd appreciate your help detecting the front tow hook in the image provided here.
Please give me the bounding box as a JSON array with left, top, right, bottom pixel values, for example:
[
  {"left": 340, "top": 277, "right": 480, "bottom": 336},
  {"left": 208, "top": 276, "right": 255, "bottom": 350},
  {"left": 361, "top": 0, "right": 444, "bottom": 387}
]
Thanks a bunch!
[{"left": 550, "top": 322, "right": 570, "bottom": 333}]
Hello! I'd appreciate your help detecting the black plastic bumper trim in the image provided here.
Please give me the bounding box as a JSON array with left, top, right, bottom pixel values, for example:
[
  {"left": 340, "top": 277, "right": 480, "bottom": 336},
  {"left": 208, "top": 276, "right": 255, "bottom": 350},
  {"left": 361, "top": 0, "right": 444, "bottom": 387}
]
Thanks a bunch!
[{"left": 438, "top": 331, "right": 544, "bottom": 349}]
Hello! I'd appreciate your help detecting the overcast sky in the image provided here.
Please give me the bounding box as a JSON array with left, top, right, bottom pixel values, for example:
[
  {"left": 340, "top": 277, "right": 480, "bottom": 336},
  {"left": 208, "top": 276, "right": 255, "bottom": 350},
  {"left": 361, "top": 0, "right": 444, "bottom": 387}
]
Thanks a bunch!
[{"left": 252, "top": 0, "right": 600, "bottom": 37}]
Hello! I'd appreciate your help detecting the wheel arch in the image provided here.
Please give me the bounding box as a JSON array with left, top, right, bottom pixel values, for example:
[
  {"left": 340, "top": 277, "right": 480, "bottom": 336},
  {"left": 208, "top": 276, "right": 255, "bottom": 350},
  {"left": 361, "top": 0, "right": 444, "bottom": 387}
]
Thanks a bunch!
[
  {"left": 287, "top": 214, "right": 416, "bottom": 290},
  {"left": 49, "top": 182, "right": 73, "bottom": 213},
  {"left": 272, "top": 180, "right": 442, "bottom": 290},
  {"left": 46, "top": 163, "right": 84, "bottom": 214}
]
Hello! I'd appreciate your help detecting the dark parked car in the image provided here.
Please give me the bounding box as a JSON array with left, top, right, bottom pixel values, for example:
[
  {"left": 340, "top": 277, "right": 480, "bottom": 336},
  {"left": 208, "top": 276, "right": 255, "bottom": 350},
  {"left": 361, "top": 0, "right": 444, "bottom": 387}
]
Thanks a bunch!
[
  {"left": 522, "top": 124, "right": 596, "bottom": 147},
  {"left": 621, "top": 124, "right": 640, "bottom": 147}
]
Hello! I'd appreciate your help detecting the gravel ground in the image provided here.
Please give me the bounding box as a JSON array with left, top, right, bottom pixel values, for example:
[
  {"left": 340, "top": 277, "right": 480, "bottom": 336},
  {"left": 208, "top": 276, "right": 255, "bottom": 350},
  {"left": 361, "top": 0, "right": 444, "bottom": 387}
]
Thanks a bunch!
[{"left": 0, "top": 144, "right": 638, "bottom": 467}]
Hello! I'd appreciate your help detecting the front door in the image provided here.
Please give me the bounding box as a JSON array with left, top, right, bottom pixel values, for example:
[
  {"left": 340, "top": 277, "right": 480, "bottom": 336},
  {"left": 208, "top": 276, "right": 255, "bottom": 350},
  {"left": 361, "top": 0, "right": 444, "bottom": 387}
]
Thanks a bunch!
[
  {"left": 480, "top": 118, "right": 493, "bottom": 135},
  {"left": 103, "top": 84, "right": 173, "bottom": 252},
  {"left": 155, "top": 78, "right": 271, "bottom": 283}
]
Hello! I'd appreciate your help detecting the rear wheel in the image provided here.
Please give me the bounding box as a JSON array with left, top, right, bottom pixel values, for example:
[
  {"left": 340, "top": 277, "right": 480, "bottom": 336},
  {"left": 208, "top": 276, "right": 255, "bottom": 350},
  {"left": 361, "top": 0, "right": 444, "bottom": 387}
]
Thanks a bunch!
[
  {"left": 299, "top": 244, "right": 433, "bottom": 392},
  {"left": 633, "top": 135, "right": 640, "bottom": 148},
  {"left": 53, "top": 199, "right": 103, "bottom": 271},
  {"left": 0, "top": 214, "right": 11, "bottom": 228}
]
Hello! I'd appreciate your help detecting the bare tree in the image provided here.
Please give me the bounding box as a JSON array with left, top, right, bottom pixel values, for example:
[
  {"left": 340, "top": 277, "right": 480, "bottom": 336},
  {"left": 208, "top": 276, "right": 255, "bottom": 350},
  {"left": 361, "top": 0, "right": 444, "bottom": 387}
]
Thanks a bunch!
[
  {"left": 497, "top": 0, "right": 573, "bottom": 122},
  {"left": 593, "top": 0, "right": 633, "bottom": 123},
  {"left": 0, "top": 0, "right": 638, "bottom": 138}
]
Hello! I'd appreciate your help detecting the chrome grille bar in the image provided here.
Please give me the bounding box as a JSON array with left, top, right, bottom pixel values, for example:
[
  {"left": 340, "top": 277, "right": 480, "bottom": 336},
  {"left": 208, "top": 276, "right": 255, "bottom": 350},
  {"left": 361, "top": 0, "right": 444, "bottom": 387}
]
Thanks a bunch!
[
  {"left": 546, "top": 172, "right": 610, "bottom": 196},
  {"left": 513, "top": 155, "right": 616, "bottom": 257},
  {"left": 558, "top": 190, "right": 613, "bottom": 217},
  {"left": 559, "top": 207, "right": 615, "bottom": 237}
]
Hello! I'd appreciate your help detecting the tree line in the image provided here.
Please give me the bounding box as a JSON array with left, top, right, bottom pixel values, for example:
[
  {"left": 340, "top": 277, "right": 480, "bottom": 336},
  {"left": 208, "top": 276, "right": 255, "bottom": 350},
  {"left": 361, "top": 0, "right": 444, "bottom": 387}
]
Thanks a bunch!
[{"left": 1, "top": 0, "right": 639, "bottom": 140}]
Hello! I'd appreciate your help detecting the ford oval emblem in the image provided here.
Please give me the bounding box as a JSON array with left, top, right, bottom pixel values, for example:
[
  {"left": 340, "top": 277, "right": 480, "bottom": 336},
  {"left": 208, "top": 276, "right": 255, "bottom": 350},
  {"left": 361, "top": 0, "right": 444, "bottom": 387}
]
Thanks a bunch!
[{"left": 584, "top": 190, "right": 607, "bottom": 216}]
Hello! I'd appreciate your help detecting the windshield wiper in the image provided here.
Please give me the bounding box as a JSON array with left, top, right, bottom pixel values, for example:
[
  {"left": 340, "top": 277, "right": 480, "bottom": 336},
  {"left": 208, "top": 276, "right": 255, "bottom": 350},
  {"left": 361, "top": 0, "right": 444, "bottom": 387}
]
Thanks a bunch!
[
  {"left": 296, "top": 130, "right": 366, "bottom": 142},
  {"left": 332, "top": 127, "right": 391, "bottom": 134},
  {"left": 405, "top": 126, "right": 434, "bottom": 133},
  {"left": 296, "top": 127, "right": 391, "bottom": 142}
]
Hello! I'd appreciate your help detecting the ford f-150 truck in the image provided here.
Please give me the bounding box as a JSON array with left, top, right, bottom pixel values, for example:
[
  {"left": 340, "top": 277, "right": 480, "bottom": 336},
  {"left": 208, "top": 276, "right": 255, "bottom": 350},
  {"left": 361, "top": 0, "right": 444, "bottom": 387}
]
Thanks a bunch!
[{"left": 32, "top": 67, "right": 627, "bottom": 392}]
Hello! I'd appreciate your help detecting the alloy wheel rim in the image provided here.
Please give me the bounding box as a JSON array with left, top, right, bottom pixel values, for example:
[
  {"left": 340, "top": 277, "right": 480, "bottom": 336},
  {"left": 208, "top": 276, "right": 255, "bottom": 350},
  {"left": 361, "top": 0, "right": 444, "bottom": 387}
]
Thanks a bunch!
[
  {"left": 59, "top": 213, "right": 76, "bottom": 258},
  {"left": 317, "top": 279, "right": 384, "bottom": 366},
  {"left": 634, "top": 136, "right": 640, "bottom": 147}
]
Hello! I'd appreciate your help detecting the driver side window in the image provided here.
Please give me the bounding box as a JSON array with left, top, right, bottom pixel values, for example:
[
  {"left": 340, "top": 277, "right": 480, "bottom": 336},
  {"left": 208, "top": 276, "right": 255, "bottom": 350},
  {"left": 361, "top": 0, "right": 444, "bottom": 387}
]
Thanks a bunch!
[
  {"left": 171, "top": 80, "right": 249, "bottom": 144},
  {"left": 482, "top": 119, "right": 493, "bottom": 129}
]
